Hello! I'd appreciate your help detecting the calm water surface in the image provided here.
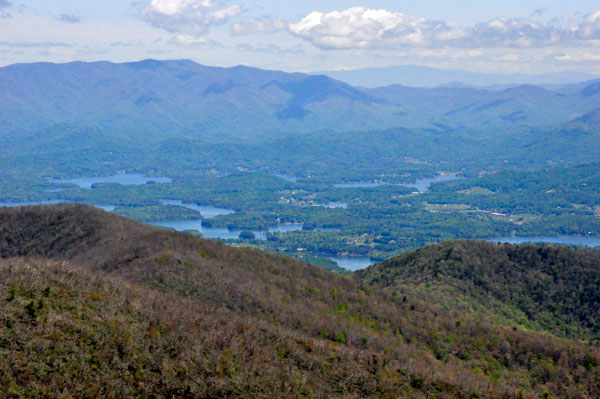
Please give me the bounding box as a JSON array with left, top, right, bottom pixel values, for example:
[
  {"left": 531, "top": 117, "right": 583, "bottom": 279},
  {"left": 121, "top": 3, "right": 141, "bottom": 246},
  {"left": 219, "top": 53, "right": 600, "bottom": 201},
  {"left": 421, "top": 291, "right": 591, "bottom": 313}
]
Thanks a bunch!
[
  {"left": 272, "top": 174, "right": 298, "bottom": 183},
  {"left": 400, "top": 175, "right": 461, "bottom": 193},
  {"left": 333, "top": 182, "right": 385, "bottom": 188},
  {"left": 161, "top": 200, "right": 235, "bottom": 218},
  {"left": 96, "top": 205, "right": 117, "bottom": 212},
  {"left": 321, "top": 201, "right": 348, "bottom": 209},
  {"left": 153, "top": 220, "right": 303, "bottom": 240},
  {"left": 328, "top": 256, "right": 375, "bottom": 271},
  {"left": 333, "top": 175, "right": 461, "bottom": 192},
  {"left": 53, "top": 173, "right": 172, "bottom": 189},
  {"left": 152, "top": 220, "right": 266, "bottom": 240}
]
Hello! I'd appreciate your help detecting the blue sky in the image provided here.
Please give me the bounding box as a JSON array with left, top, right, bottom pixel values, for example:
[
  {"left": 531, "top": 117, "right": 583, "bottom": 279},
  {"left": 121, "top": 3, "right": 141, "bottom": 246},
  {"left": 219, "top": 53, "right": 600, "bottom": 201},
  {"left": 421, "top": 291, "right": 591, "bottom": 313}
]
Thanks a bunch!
[{"left": 1, "top": 1, "right": 599, "bottom": 73}]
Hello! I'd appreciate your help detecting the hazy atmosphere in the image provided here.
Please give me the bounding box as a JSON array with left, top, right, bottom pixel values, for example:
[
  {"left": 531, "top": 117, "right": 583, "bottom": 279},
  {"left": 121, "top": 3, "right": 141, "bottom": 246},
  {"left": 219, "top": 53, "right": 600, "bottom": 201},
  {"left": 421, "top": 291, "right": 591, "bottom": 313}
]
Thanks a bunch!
[
  {"left": 2, "top": 0, "right": 600, "bottom": 74},
  {"left": 2, "top": 1, "right": 600, "bottom": 398}
]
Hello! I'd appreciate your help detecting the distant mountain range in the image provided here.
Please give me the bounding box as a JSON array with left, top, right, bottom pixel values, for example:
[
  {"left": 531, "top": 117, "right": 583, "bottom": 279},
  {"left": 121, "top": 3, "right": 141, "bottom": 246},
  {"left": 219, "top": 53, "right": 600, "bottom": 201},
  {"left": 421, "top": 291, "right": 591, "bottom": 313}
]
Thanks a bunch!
[
  {"left": 319, "top": 64, "right": 600, "bottom": 89},
  {"left": 1, "top": 59, "right": 600, "bottom": 140}
]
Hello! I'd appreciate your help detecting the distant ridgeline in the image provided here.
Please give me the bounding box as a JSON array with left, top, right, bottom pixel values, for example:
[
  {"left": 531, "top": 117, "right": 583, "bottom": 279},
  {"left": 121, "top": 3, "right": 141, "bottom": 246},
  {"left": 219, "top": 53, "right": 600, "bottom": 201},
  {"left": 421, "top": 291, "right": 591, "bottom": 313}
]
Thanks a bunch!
[
  {"left": 0, "top": 61, "right": 599, "bottom": 188},
  {"left": 1, "top": 59, "right": 599, "bottom": 140},
  {"left": 0, "top": 203, "right": 598, "bottom": 398}
]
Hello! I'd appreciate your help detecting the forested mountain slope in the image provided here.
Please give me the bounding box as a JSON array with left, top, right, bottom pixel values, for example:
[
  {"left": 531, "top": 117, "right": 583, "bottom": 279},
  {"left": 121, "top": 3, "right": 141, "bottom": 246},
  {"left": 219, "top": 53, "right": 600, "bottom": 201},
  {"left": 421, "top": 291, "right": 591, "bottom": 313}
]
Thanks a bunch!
[
  {"left": 0, "top": 60, "right": 393, "bottom": 137},
  {"left": 0, "top": 204, "right": 599, "bottom": 398},
  {"left": 2, "top": 60, "right": 600, "bottom": 139},
  {"left": 356, "top": 240, "right": 600, "bottom": 340}
]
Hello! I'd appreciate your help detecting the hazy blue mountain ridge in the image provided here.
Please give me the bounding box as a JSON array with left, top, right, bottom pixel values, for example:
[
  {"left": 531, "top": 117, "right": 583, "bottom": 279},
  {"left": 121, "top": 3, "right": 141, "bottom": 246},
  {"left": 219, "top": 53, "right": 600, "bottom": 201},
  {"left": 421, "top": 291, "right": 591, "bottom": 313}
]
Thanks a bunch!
[
  {"left": 366, "top": 83, "right": 600, "bottom": 130},
  {"left": 2, "top": 59, "right": 600, "bottom": 140},
  {"left": 319, "top": 64, "right": 599, "bottom": 88},
  {"left": 0, "top": 60, "right": 398, "bottom": 138}
]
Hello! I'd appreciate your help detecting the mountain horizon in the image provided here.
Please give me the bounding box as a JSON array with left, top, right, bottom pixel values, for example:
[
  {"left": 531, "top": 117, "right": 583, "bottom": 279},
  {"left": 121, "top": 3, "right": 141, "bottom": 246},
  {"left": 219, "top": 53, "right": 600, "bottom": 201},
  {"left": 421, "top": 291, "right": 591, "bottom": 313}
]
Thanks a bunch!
[
  {"left": 2, "top": 59, "right": 600, "bottom": 140},
  {"left": 6, "top": 57, "right": 599, "bottom": 89},
  {"left": 3, "top": 2, "right": 600, "bottom": 397},
  {"left": 318, "top": 64, "right": 600, "bottom": 89}
]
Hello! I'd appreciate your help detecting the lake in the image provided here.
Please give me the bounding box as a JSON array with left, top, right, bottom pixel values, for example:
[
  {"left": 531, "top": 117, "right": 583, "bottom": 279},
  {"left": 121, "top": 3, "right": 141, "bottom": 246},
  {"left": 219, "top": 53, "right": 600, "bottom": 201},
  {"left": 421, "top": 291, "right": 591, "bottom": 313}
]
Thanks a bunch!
[
  {"left": 152, "top": 220, "right": 304, "bottom": 240},
  {"left": 151, "top": 220, "right": 266, "bottom": 240},
  {"left": 96, "top": 205, "right": 117, "bottom": 212},
  {"left": 332, "top": 175, "right": 461, "bottom": 192},
  {"left": 272, "top": 174, "right": 298, "bottom": 183},
  {"left": 400, "top": 175, "right": 461, "bottom": 193},
  {"left": 328, "top": 256, "right": 376, "bottom": 271},
  {"left": 321, "top": 201, "right": 348, "bottom": 209},
  {"left": 490, "top": 236, "right": 600, "bottom": 247},
  {"left": 333, "top": 182, "right": 385, "bottom": 188},
  {"left": 53, "top": 173, "right": 172, "bottom": 189},
  {"left": 161, "top": 200, "right": 235, "bottom": 218}
]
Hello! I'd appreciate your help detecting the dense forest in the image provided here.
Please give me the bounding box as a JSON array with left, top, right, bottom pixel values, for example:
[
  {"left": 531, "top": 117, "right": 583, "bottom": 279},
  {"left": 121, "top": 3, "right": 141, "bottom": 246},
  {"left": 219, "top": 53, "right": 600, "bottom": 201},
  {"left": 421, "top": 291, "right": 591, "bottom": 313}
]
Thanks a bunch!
[
  {"left": 1, "top": 60, "right": 600, "bottom": 396},
  {"left": 356, "top": 240, "right": 600, "bottom": 341},
  {"left": 2, "top": 162, "right": 600, "bottom": 266},
  {"left": 1, "top": 62, "right": 600, "bottom": 267},
  {"left": 1, "top": 60, "right": 600, "bottom": 267},
  {"left": 0, "top": 204, "right": 599, "bottom": 398}
]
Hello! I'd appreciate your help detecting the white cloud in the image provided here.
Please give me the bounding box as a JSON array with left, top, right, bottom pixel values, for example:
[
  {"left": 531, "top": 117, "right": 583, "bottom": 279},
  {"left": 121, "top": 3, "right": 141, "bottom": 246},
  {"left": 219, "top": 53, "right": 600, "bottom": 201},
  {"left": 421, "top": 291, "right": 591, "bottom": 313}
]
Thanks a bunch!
[
  {"left": 289, "top": 7, "right": 465, "bottom": 49},
  {"left": 210, "top": 5, "right": 240, "bottom": 22},
  {"left": 289, "top": 7, "right": 600, "bottom": 50},
  {"left": 574, "top": 11, "right": 600, "bottom": 40},
  {"left": 231, "top": 18, "right": 285, "bottom": 35},
  {"left": 141, "top": 0, "right": 240, "bottom": 35},
  {"left": 168, "top": 34, "right": 217, "bottom": 47},
  {"left": 555, "top": 51, "right": 600, "bottom": 62}
]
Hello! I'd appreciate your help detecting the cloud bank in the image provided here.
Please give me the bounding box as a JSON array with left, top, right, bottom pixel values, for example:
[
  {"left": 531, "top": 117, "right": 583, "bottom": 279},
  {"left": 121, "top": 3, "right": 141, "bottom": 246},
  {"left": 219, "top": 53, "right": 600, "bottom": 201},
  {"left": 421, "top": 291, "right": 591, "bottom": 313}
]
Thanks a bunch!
[
  {"left": 0, "top": 41, "right": 71, "bottom": 48},
  {"left": 231, "top": 17, "right": 285, "bottom": 35},
  {"left": 289, "top": 7, "right": 600, "bottom": 50},
  {"left": 141, "top": 0, "right": 240, "bottom": 35}
]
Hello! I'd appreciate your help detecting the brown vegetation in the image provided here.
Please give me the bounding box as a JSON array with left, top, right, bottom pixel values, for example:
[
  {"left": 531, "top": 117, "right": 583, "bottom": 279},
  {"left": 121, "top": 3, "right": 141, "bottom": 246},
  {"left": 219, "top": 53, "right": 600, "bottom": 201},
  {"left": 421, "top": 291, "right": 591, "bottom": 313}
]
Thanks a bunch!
[{"left": 0, "top": 204, "right": 599, "bottom": 398}]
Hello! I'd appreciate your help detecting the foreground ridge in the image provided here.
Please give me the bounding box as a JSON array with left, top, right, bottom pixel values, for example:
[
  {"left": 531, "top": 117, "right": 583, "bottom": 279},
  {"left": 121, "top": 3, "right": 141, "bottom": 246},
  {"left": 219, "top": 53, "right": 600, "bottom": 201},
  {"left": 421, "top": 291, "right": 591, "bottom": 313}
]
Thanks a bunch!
[{"left": 0, "top": 204, "right": 598, "bottom": 398}]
